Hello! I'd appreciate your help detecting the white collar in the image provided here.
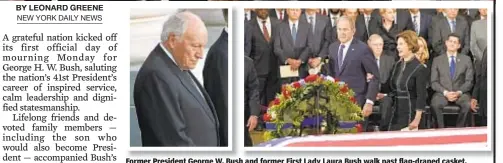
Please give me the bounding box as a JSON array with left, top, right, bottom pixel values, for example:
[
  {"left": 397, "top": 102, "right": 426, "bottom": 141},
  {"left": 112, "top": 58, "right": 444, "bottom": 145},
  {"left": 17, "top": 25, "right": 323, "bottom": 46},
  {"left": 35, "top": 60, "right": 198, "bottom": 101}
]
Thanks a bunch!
[
  {"left": 160, "top": 43, "right": 180, "bottom": 68},
  {"left": 410, "top": 11, "right": 420, "bottom": 17},
  {"left": 257, "top": 16, "right": 270, "bottom": 24},
  {"left": 340, "top": 38, "right": 353, "bottom": 48}
]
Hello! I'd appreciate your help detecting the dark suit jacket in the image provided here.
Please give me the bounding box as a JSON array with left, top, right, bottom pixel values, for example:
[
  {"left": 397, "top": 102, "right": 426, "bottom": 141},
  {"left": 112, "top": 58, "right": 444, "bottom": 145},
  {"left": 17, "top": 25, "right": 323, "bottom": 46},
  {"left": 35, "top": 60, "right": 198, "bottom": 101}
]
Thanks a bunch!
[
  {"left": 377, "top": 54, "right": 395, "bottom": 93},
  {"left": 273, "top": 20, "right": 313, "bottom": 64},
  {"left": 269, "top": 9, "right": 288, "bottom": 22},
  {"left": 244, "top": 56, "right": 261, "bottom": 121},
  {"left": 245, "top": 17, "right": 280, "bottom": 76},
  {"left": 431, "top": 53, "right": 474, "bottom": 94},
  {"left": 430, "top": 16, "right": 471, "bottom": 58},
  {"left": 203, "top": 29, "right": 228, "bottom": 146},
  {"left": 328, "top": 39, "right": 380, "bottom": 106},
  {"left": 472, "top": 49, "right": 487, "bottom": 100},
  {"left": 134, "top": 44, "right": 219, "bottom": 146},
  {"left": 300, "top": 13, "right": 330, "bottom": 58},
  {"left": 402, "top": 11, "right": 432, "bottom": 45}
]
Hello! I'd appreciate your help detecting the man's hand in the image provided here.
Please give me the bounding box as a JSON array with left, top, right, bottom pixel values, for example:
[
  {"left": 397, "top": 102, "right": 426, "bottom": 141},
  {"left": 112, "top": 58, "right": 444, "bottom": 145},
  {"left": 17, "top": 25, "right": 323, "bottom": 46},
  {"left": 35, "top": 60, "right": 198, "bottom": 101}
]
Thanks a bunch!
[
  {"left": 471, "top": 99, "right": 478, "bottom": 112},
  {"left": 247, "top": 116, "right": 258, "bottom": 131},
  {"left": 446, "top": 92, "right": 458, "bottom": 102},
  {"left": 309, "top": 57, "right": 321, "bottom": 68},
  {"left": 287, "top": 58, "right": 297, "bottom": 70},
  {"left": 408, "top": 118, "right": 420, "bottom": 130},
  {"left": 376, "top": 93, "right": 385, "bottom": 101},
  {"left": 366, "top": 73, "right": 374, "bottom": 82},
  {"left": 362, "top": 103, "right": 373, "bottom": 117}
]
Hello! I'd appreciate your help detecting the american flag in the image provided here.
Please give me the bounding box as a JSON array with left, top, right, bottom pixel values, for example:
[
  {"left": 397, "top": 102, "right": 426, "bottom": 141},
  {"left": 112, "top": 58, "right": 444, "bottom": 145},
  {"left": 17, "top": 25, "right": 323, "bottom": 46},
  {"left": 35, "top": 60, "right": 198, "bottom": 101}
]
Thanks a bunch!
[{"left": 256, "top": 127, "right": 488, "bottom": 147}]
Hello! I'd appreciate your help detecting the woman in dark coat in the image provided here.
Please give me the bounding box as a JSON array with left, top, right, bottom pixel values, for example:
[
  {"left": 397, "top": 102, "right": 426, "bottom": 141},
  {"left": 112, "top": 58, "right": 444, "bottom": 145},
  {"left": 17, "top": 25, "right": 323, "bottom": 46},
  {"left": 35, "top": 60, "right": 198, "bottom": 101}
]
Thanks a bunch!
[{"left": 387, "top": 30, "right": 428, "bottom": 131}]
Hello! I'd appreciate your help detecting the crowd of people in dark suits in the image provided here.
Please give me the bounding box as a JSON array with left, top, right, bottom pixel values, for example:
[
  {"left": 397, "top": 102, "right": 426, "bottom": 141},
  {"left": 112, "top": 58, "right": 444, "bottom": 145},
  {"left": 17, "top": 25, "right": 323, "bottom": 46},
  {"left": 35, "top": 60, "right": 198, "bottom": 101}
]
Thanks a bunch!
[{"left": 244, "top": 8, "right": 488, "bottom": 145}]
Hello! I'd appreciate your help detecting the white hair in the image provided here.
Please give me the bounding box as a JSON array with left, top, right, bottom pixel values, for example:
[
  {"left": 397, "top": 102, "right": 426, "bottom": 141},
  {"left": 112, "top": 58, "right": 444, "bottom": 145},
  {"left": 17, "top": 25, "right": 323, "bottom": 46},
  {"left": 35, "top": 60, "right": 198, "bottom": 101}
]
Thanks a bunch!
[
  {"left": 160, "top": 11, "right": 191, "bottom": 43},
  {"left": 368, "top": 34, "right": 383, "bottom": 44}
]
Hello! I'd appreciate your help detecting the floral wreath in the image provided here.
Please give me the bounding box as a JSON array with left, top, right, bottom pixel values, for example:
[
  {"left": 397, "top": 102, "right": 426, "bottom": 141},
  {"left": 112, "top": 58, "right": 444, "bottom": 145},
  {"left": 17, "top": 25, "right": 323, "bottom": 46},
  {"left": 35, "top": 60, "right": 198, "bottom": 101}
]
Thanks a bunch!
[{"left": 262, "top": 74, "right": 364, "bottom": 141}]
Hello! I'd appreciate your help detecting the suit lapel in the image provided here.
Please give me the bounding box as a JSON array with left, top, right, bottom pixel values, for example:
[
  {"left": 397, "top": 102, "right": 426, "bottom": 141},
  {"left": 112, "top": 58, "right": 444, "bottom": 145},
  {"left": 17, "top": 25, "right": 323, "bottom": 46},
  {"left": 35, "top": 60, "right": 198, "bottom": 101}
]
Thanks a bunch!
[
  {"left": 420, "top": 13, "right": 427, "bottom": 35},
  {"left": 285, "top": 23, "right": 295, "bottom": 47},
  {"left": 158, "top": 48, "right": 216, "bottom": 123},
  {"left": 180, "top": 71, "right": 216, "bottom": 123},
  {"left": 188, "top": 71, "right": 218, "bottom": 123},
  {"left": 440, "top": 55, "right": 453, "bottom": 84},
  {"left": 453, "top": 56, "right": 463, "bottom": 81},
  {"left": 339, "top": 39, "right": 356, "bottom": 75},
  {"left": 455, "top": 17, "right": 463, "bottom": 34}
]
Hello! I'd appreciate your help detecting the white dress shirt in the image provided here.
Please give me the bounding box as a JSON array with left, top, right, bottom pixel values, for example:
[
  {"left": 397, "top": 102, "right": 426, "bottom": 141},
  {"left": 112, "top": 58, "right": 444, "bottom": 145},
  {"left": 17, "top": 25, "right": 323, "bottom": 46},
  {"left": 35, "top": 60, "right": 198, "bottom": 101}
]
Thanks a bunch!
[
  {"left": 257, "top": 17, "right": 271, "bottom": 38},
  {"left": 245, "top": 10, "right": 251, "bottom": 21},
  {"left": 289, "top": 19, "right": 299, "bottom": 34},
  {"left": 276, "top": 10, "right": 285, "bottom": 20},
  {"left": 330, "top": 13, "right": 340, "bottom": 27}
]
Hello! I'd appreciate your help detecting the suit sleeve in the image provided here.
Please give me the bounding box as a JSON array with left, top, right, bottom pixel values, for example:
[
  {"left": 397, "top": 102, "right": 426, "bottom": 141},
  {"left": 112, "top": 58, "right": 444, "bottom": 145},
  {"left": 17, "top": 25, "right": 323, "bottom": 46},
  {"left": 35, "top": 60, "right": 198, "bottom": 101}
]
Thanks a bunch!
[
  {"left": 470, "top": 23, "right": 482, "bottom": 61},
  {"left": 246, "top": 61, "right": 261, "bottom": 116},
  {"left": 459, "top": 58, "right": 474, "bottom": 93},
  {"left": 273, "top": 27, "right": 287, "bottom": 63},
  {"left": 244, "top": 24, "right": 252, "bottom": 57},
  {"left": 361, "top": 47, "right": 380, "bottom": 102},
  {"left": 431, "top": 58, "right": 447, "bottom": 93},
  {"left": 318, "top": 24, "right": 330, "bottom": 59},
  {"left": 415, "top": 67, "right": 427, "bottom": 111},
  {"left": 139, "top": 73, "right": 195, "bottom": 146},
  {"left": 460, "top": 22, "right": 471, "bottom": 56},
  {"left": 300, "top": 26, "right": 313, "bottom": 62},
  {"left": 431, "top": 21, "right": 444, "bottom": 56}
]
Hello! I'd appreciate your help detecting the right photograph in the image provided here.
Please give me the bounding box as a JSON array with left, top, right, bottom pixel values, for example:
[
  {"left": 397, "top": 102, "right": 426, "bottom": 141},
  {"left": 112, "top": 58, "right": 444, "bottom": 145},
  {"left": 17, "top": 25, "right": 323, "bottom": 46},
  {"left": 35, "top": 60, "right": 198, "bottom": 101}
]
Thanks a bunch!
[{"left": 243, "top": 8, "right": 490, "bottom": 147}]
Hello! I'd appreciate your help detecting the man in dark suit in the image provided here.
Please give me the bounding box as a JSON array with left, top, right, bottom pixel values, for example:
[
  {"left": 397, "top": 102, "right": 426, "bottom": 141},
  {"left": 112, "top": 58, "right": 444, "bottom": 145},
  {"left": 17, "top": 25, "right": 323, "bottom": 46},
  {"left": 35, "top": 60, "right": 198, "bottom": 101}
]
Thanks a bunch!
[
  {"left": 430, "top": 34, "right": 474, "bottom": 128},
  {"left": 301, "top": 9, "right": 329, "bottom": 73},
  {"left": 406, "top": 9, "right": 432, "bottom": 47},
  {"left": 244, "top": 9, "right": 280, "bottom": 106},
  {"left": 134, "top": 11, "right": 219, "bottom": 146},
  {"left": 367, "top": 34, "right": 394, "bottom": 131},
  {"left": 244, "top": 56, "right": 260, "bottom": 146},
  {"left": 328, "top": 16, "right": 380, "bottom": 126},
  {"left": 270, "top": 9, "right": 288, "bottom": 22},
  {"left": 430, "top": 9, "right": 471, "bottom": 59},
  {"left": 203, "top": 9, "right": 228, "bottom": 147},
  {"left": 274, "top": 8, "right": 313, "bottom": 84},
  {"left": 472, "top": 48, "right": 487, "bottom": 126},
  {"left": 325, "top": 9, "right": 342, "bottom": 44}
]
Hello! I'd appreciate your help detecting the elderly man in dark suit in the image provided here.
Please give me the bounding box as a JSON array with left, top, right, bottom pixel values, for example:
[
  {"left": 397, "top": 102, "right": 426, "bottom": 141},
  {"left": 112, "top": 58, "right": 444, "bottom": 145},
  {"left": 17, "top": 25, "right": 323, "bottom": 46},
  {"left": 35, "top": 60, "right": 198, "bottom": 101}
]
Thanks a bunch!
[
  {"left": 431, "top": 34, "right": 474, "bottom": 128},
  {"left": 430, "top": 9, "right": 470, "bottom": 59},
  {"left": 203, "top": 9, "right": 228, "bottom": 147},
  {"left": 367, "top": 34, "right": 395, "bottom": 131},
  {"left": 274, "top": 8, "right": 313, "bottom": 84},
  {"left": 301, "top": 9, "right": 329, "bottom": 73},
  {"left": 134, "top": 11, "right": 220, "bottom": 146},
  {"left": 244, "top": 56, "right": 260, "bottom": 146},
  {"left": 328, "top": 16, "right": 380, "bottom": 130}
]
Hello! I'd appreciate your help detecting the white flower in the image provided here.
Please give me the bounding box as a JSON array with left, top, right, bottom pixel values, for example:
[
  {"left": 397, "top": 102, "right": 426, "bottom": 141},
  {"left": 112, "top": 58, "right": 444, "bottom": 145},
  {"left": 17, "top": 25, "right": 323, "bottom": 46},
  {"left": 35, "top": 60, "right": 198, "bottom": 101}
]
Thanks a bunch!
[{"left": 269, "top": 110, "right": 277, "bottom": 119}]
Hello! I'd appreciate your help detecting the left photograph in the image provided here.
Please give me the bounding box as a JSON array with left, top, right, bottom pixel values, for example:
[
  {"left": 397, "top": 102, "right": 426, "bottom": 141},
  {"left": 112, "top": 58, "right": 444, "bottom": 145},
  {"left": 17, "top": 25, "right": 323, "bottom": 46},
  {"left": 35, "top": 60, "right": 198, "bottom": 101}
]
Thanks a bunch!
[{"left": 130, "top": 8, "right": 229, "bottom": 147}]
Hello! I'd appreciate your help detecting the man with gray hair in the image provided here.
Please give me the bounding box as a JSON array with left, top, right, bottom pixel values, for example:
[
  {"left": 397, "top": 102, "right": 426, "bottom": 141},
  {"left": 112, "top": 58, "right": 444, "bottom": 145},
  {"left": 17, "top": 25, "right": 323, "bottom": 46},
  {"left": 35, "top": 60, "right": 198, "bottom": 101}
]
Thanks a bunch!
[
  {"left": 134, "top": 11, "right": 220, "bottom": 146},
  {"left": 367, "top": 34, "right": 394, "bottom": 131}
]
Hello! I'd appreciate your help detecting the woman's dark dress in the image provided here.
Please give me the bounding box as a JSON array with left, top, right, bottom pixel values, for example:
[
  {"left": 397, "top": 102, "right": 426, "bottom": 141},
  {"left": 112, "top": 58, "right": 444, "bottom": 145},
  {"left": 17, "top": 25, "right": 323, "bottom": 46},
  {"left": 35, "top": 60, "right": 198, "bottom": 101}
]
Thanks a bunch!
[{"left": 388, "top": 57, "right": 427, "bottom": 131}]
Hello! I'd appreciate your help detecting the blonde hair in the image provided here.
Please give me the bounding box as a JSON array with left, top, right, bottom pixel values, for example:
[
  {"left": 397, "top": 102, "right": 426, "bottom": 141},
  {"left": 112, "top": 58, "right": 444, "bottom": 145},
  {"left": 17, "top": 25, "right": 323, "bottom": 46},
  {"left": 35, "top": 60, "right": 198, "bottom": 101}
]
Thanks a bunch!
[{"left": 416, "top": 37, "right": 429, "bottom": 64}]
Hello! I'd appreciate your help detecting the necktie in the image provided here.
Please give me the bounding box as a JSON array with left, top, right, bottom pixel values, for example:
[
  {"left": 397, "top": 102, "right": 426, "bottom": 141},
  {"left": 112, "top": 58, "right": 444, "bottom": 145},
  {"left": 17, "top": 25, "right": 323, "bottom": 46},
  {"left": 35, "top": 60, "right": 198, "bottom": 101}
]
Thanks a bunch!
[
  {"left": 262, "top": 20, "right": 270, "bottom": 42},
  {"left": 450, "top": 20, "right": 456, "bottom": 33},
  {"left": 279, "top": 12, "right": 283, "bottom": 20},
  {"left": 413, "top": 15, "right": 419, "bottom": 35},
  {"left": 292, "top": 23, "right": 297, "bottom": 43},
  {"left": 183, "top": 71, "right": 205, "bottom": 100},
  {"left": 338, "top": 44, "right": 345, "bottom": 69},
  {"left": 322, "top": 9, "right": 327, "bottom": 16},
  {"left": 365, "top": 16, "right": 370, "bottom": 36},
  {"left": 376, "top": 58, "right": 380, "bottom": 70},
  {"left": 309, "top": 16, "right": 315, "bottom": 34},
  {"left": 332, "top": 17, "right": 336, "bottom": 27},
  {"left": 450, "top": 56, "right": 456, "bottom": 80}
]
